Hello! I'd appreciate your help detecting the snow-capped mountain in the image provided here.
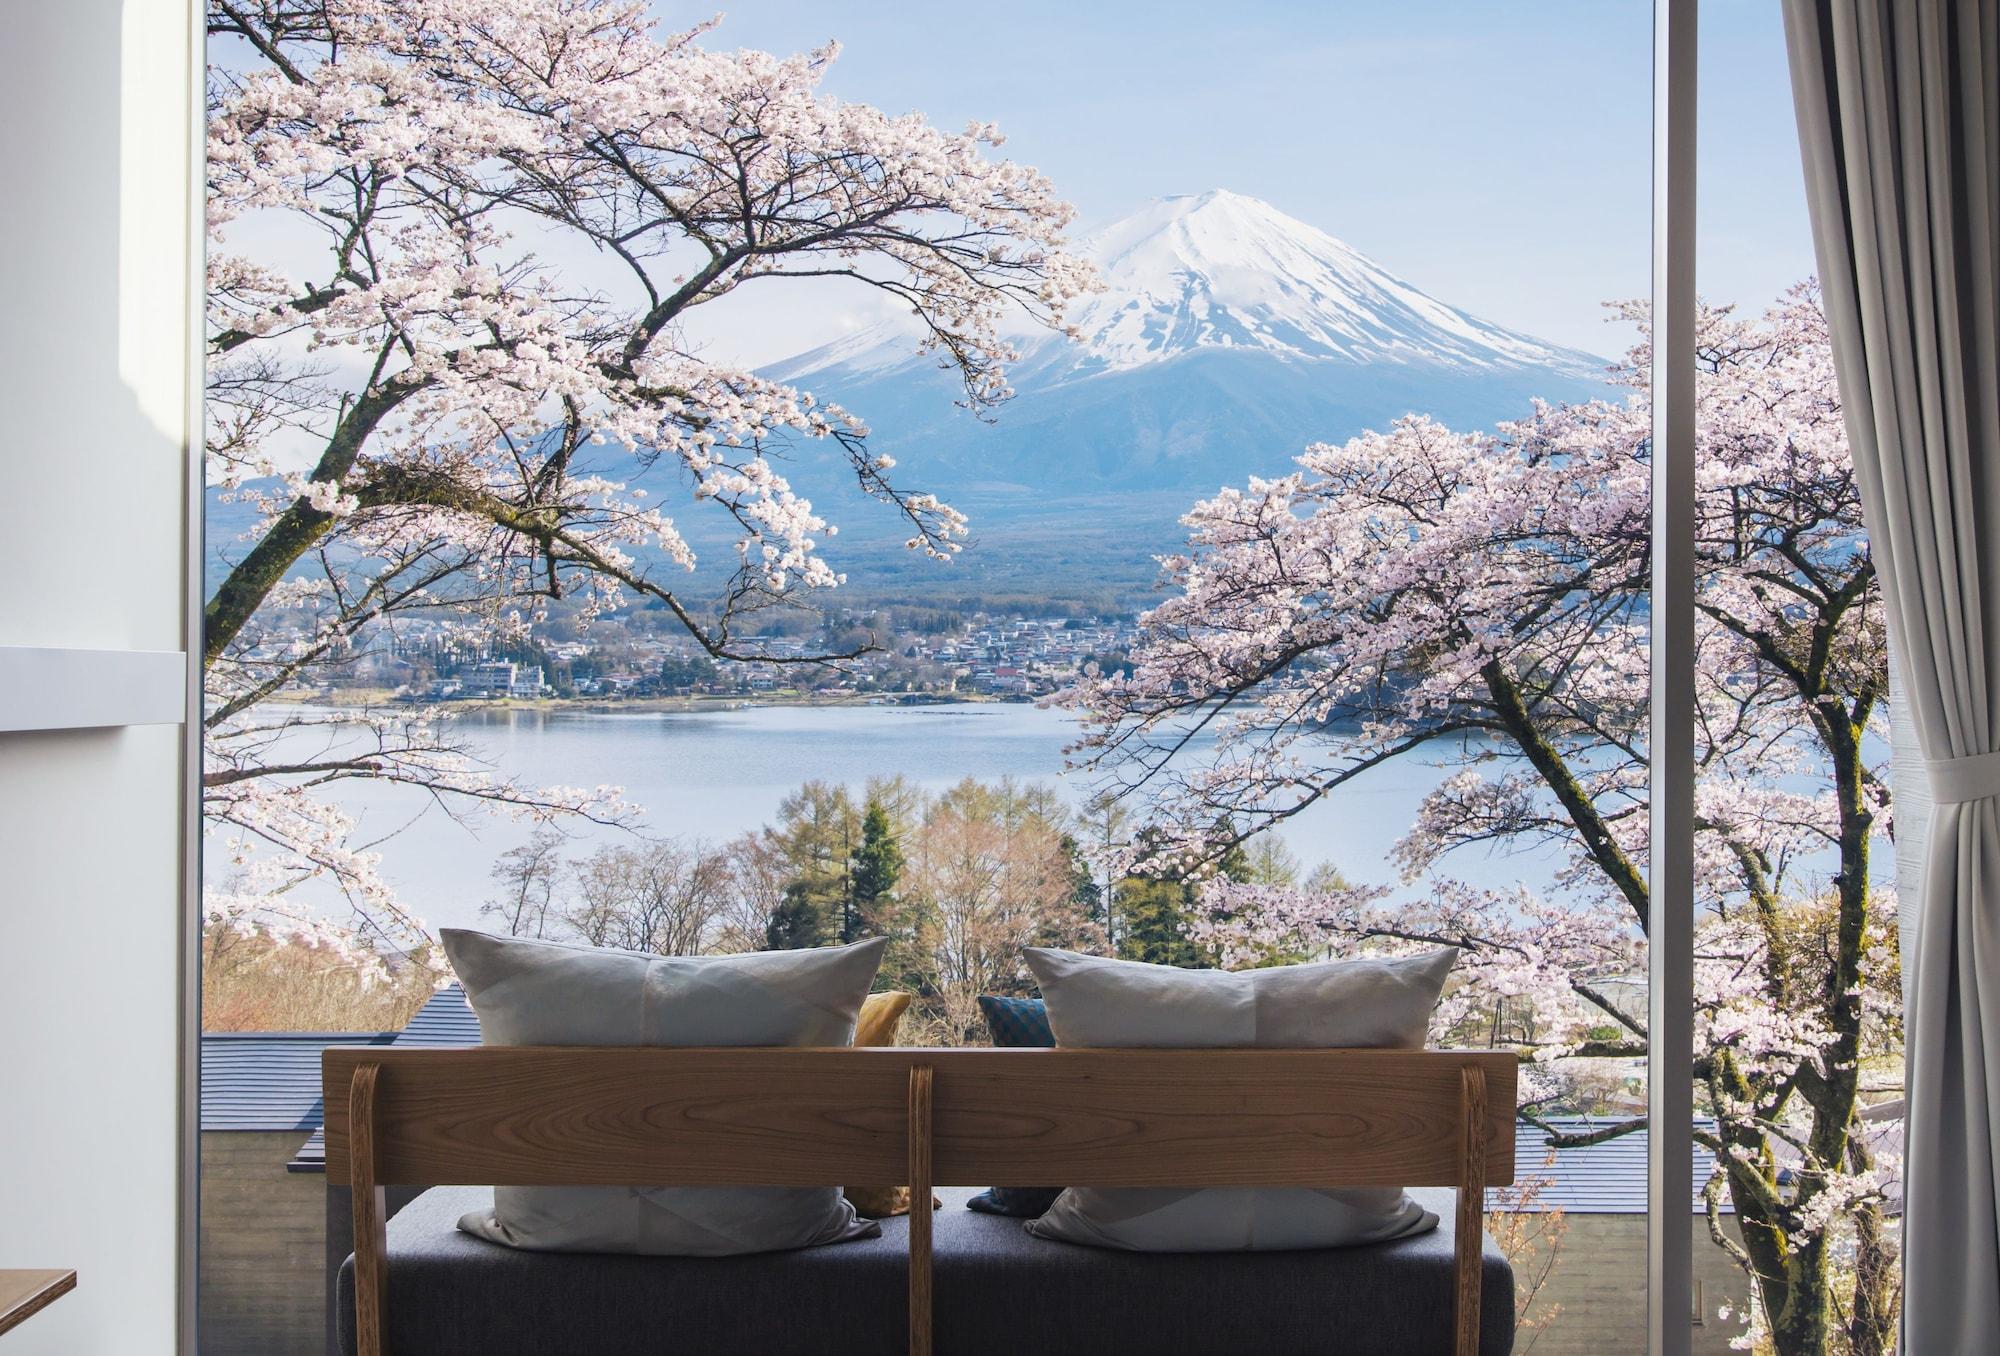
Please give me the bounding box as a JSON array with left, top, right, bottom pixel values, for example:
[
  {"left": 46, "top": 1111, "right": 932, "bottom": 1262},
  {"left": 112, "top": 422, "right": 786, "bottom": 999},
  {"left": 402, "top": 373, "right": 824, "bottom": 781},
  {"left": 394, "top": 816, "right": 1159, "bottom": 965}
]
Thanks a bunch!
[
  {"left": 775, "top": 189, "right": 1603, "bottom": 386},
  {"left": 758, "top": 191, "right": 1613, "bottom": 594}
]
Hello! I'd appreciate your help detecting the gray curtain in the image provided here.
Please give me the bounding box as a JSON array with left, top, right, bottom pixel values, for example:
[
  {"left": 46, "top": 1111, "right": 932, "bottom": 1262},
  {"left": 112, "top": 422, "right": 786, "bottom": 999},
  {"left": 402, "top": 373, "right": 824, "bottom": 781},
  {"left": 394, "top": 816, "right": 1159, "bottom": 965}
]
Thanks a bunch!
[
  {"left": 1891, "top": 654, "right": 1934, "bottom": 994},
  {"left": 1783, "top": 2, "right": 2000, "bottom": 1350}
]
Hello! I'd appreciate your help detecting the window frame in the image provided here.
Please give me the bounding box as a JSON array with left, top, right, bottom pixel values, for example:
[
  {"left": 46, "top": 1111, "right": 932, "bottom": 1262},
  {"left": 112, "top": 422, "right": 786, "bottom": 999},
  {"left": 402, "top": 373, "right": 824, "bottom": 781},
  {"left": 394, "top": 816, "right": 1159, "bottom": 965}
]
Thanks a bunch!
[
  {"left": 1647, "top": 4, "right": 1699, "bottom": 1356},
  {"left": 174, "top": 4, "right": 1709, "bottom": 1350}
]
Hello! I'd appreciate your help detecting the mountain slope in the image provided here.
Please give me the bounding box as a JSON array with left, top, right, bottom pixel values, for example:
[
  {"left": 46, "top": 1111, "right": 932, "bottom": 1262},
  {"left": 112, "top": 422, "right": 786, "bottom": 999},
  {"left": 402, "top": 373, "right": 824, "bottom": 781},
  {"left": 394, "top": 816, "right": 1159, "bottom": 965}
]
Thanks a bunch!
[
  {"left": 1045, "top": 188, "right": 1602, "bottom": 375},
  {"left": 208, "top": 195, "right": 1619, "bottom": 607},
  {"left": 756, "top": 192, "right": 1614, "bottom": 596},
  {"left": 775, "top": 189, "right": 1606, "bottom": 384}
]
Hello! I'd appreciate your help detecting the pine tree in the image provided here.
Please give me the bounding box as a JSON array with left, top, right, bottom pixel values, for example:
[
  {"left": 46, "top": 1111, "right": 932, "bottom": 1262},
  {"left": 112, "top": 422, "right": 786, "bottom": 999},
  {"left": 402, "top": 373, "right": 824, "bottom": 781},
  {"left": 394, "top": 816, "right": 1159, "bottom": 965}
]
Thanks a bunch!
[
  {"left": 1112, "top": 875, "right": 1209, "bottom": 967},
  {"left": 849, "top": 799, "right": 904, "bottom": 943},
  {"left": 1113, "top": 826, "right": 1251, "bottom": 968},
  {"left": 762, "top": 781, "right": 856, "bottom": 949},
  {"left": 1055, "top": 833, "right": 1104, "bottom": 941},
  {"left": 765, "top": 879, "right": 838, "bottom": 950}
]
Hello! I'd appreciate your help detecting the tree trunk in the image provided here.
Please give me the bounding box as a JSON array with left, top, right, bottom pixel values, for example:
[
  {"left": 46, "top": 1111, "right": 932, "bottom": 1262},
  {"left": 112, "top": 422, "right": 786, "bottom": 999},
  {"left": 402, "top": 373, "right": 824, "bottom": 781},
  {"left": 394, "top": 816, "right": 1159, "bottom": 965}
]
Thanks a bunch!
[
  {"left": 1769, "top": 1244, "right": 1832, "bottom": 1356},
  {"left": 1847, "top": 1200, "right": 1898, "bottom": 1356},
  {"left": 1729, "top": 709, "right": 1890, "bottom": 1356},
  {"left": 201, "top": 381, "right": 411, "bottom": 667}
]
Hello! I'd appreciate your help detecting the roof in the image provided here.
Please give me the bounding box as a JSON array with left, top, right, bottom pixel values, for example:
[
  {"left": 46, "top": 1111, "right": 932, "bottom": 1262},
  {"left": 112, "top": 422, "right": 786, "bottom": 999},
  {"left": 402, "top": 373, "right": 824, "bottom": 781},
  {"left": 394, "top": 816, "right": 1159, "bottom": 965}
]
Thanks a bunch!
[
  {"left": 285, "top": 985, "right": 479, "bottom": 1171},
  {"left": 200, "top": 1030, "right": 392, "bottom": 1132},
  {"left": 204, "top": 985, "right": 473, "bottom": 1141},
  {"left": 1510, "top": 1118, "right": 1726, "bottom": 1215},
  {"left": 391, "top": 983, "right": 483, "bottom": 1045}
]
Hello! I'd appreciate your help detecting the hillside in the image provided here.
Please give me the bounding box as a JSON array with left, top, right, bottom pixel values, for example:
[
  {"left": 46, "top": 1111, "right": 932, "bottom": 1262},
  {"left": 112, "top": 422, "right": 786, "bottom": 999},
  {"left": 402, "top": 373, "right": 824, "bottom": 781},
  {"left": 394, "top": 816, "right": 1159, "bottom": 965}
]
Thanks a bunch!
[
  {"left": 759, "top": 190, "right": 1614, "bottom": 594},
  {"left": 208, "top": 192, "right": 1618, "bottom": 607}
]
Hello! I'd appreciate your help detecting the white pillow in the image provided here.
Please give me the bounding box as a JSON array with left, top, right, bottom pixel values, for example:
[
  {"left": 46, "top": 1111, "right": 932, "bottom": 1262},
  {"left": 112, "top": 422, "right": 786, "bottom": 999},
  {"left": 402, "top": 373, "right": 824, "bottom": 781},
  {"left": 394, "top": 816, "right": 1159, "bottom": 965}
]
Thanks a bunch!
[
  {"left": 440, "top": 928, "right": 887, "bottom": 1257},
  {"left": 1021, "top": 945, "right": 1458, "bottom": 1252}
]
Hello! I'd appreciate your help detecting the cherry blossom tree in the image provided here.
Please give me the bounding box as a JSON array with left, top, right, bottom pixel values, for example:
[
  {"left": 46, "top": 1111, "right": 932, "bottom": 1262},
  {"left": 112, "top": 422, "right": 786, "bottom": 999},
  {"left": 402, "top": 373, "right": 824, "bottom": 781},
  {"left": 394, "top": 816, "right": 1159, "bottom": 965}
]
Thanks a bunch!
[
  {"left": 1063, "top": 286, "right": 1899, "bottom": 1356},
  {"left": 202, "top": 1, "right": 1088, "bottom": 960}
]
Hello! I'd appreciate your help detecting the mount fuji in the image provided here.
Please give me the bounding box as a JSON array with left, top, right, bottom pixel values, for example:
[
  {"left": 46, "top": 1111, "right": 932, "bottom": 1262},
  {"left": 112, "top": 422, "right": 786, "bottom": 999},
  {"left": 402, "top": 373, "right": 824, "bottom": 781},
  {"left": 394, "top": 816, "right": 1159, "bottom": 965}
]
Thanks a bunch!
[{"left": 761, "top": 190, "right": 1614, "bottom": 597}]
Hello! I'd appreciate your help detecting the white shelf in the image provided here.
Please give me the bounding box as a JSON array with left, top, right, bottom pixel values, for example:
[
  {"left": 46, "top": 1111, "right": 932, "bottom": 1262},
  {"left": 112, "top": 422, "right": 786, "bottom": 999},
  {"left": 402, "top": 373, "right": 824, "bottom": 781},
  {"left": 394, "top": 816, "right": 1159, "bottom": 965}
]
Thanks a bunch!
[{"left": 0, "top": 646, "right": 187, "bottom": 731}]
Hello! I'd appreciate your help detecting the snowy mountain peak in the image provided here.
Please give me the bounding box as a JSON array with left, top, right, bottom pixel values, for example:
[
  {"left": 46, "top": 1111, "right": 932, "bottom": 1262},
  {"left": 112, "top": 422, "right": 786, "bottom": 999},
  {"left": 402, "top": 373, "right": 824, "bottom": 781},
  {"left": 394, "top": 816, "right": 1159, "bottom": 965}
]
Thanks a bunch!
[
  {"left": 1070, "top": 190, "right": 1594, "bottom": 374},
  {"left": 769, "top": 191, "right": 1604, "bottom": 385},
  {"left": 1086, "top": 188, "right": 1373, "bottom": 280}
]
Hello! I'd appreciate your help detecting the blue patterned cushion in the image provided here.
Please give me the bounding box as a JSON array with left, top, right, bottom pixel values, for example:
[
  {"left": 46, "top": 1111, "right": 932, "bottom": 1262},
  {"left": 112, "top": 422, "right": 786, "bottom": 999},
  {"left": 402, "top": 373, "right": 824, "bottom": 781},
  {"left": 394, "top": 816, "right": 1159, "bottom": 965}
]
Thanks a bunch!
[
  {"left": 966, "top": 996, "right": 1063, "bottom": 1219},
  {"left": 976, "top": 994, "right": 1054, "bottom": 1048}
]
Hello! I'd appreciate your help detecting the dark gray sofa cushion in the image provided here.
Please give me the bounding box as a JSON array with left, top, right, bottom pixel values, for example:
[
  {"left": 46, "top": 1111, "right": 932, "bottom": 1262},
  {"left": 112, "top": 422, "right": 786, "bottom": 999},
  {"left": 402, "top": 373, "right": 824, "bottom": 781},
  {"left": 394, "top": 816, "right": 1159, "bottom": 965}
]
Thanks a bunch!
[{"left": 338, "top": 1186, "right": 1513, "bottom": 1356}]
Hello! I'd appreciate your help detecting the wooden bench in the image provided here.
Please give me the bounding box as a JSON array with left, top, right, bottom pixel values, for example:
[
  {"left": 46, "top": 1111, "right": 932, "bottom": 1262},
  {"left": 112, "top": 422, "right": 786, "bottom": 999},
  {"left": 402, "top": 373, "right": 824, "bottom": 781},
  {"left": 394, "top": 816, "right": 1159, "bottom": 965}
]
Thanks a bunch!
[{"left": 323, "top": 1047, "right": 1516, "bottom": 1356}]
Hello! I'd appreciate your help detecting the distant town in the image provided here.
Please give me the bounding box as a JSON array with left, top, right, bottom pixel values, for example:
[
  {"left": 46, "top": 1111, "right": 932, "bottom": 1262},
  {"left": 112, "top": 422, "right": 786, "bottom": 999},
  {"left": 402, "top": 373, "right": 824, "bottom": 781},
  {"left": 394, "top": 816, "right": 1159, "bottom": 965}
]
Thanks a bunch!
[{"left": 263, "top": 606, "right": 1145, "bottom": 706}]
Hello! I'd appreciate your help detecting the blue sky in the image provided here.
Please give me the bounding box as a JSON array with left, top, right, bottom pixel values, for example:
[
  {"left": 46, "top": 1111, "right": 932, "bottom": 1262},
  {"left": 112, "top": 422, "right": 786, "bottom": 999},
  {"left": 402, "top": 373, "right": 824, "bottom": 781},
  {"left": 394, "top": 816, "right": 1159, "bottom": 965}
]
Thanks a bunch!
[{"left": 695, "top": 1, "right": 1818, "bottom": 360}]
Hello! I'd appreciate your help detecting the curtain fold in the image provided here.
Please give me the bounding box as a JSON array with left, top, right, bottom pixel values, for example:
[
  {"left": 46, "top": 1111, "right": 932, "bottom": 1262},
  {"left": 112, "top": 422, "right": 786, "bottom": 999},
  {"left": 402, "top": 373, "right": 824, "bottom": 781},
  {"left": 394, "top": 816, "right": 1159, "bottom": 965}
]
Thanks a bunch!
[
  {"left": 1782, "top": 1, "right": 2000, "bottom": 1349},
  {"left": 1891, "top": 651, "right": 1932, "bottom": 994}
]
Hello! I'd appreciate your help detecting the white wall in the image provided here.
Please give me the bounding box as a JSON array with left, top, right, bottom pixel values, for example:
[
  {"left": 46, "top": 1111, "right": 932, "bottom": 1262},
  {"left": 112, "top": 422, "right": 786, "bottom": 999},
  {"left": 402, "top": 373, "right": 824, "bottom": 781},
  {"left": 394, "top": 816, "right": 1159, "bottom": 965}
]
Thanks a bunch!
[{"left": 0, "top": 2, "right": 196, "bottom": 1353}]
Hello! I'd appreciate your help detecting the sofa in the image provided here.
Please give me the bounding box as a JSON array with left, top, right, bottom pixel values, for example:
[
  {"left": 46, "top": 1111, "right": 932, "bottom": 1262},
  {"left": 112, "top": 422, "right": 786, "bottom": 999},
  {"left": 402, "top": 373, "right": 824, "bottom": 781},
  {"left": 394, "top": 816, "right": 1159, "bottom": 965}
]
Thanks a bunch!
[
  {"left": 332, "top": 1184, "right": 1515, "bottom": 1356},
  {"left": 322, "top": 1045, "right": 1518, "bottom": 1356}
]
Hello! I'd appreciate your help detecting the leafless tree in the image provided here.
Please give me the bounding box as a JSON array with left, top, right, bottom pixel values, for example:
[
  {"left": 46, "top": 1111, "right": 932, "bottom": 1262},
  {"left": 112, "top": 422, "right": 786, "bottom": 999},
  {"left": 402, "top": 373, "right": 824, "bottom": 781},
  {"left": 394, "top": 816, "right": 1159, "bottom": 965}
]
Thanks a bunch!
[
  {"left": 564, "top": 839, "right": 735, "bottom": 956},
  {"left": 483, "top": 828, "right": 565, "bottom": 939}
]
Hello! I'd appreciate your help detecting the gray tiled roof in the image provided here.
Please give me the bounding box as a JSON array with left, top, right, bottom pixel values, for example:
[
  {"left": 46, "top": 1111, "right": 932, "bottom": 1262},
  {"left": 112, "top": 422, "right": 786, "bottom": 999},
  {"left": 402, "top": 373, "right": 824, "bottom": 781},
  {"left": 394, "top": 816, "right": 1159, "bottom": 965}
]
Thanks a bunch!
[
  {"left": 200, "top": 1030, "right": 392, "bottom": 1132},
  {"left": 285, "top": 985, "right": 478, "bottom": 1170},
  {"left": 1510, "top": 1119, "right": 1727, "bottom": 1215},
  {"left": 393, "top": 982, "right": 483, "bottom": 1045},
  {"left": 204, "top": 985, "right": 470, "bottom": 1140}
]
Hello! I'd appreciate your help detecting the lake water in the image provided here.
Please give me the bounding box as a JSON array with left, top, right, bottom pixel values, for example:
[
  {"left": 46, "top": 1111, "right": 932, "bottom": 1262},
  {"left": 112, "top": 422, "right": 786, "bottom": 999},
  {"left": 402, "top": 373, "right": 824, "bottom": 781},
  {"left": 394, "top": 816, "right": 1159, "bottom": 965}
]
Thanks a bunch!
[{"left": 236, "top": 701, "right": 1571, "bottom": 936}]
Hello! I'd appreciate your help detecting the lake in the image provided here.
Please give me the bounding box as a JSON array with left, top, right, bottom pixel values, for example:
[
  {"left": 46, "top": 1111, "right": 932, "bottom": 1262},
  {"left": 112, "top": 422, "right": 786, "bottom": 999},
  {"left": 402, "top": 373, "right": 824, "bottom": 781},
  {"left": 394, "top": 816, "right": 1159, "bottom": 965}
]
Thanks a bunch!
[{"left": 231, "top": 700, "right": 1572, "bottom": 937}]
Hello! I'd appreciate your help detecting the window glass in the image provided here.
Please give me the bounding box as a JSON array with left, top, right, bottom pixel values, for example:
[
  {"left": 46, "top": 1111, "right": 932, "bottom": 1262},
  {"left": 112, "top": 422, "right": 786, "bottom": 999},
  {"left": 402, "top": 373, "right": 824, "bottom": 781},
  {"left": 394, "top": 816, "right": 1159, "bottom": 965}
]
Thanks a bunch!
[
  {"left": 1688, "top": 8, "right": 1903, "bottom": 1353},
  {"left": 201, "top": 4, "right": 1656, "bottom": 1349}
]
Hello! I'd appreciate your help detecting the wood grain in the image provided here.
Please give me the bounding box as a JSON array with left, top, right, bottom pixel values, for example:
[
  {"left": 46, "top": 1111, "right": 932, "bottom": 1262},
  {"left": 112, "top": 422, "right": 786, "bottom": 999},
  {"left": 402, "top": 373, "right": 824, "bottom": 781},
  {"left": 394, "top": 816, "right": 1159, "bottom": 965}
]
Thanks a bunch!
[
  {"left": 1455, "top": 1064, "right": 1490, "bottom": 1356},
  {"left": 0, "top": 1270, "right": 75, "bottom": 1339},
  {"left": 325, "top": 1046, "right": 1517, "bottom": 1356},
  {"left": 906, "top": 1066, "right": 934, "bottom": 1356},
  {"left": 349, "top": 1063, "right": 389, "bottom": 1356},
  {"left": 321, "top": 1047, "right": 1516, "bottom": 1189}
]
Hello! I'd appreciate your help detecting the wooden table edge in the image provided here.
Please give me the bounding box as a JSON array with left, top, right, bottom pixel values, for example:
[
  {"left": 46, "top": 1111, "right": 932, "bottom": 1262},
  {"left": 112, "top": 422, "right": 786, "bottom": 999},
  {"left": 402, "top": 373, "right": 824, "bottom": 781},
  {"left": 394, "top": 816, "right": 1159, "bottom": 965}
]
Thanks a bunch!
[{"left": 0, "top": 1270, "right": 77, "bottom": 1339}]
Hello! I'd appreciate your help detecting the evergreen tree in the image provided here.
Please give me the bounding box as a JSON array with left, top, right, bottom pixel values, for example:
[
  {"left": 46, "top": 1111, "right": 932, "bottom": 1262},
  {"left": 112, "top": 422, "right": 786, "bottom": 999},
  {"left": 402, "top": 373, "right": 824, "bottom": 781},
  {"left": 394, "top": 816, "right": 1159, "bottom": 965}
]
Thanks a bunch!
[
  {"left": 849, "top": 799, "right": 904, "bottom": 943},
  {"left": 1055, "top": 833, "right": 1104, "bottom": 940},
  {"left": 1113, "top": 825, "right": 1251, "bottom": 968},
  {"left": 1112, "top": 875, "right": 1210, "bottom": 967},
  {"left": 765, "top": 878, "right": 839, "bottom": 950},
  {"left": 763, "top": 781, "right": 856, "bottom": 949},
  {"left": 1075, "top": 791, "right": 1132, "bottom": 952}
]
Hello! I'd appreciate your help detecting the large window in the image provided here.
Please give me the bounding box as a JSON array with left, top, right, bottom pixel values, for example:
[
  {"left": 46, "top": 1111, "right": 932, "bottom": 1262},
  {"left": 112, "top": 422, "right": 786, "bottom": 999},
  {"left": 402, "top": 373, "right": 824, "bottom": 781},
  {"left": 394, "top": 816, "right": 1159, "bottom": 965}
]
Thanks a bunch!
[
  {"left": 1677, "top": 9, "right": 1904, "bottom": 1354},
  {"left": 193, "top": 5, "right": 1897, "bottom": 1354}
]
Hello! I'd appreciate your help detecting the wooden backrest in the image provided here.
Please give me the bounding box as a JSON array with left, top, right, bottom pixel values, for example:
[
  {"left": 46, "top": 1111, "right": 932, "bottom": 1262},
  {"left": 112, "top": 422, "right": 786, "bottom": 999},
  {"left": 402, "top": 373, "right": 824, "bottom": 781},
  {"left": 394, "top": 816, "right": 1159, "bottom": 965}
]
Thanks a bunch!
[
  {"left": 321, "top": 1046, "right": 1515, "bottom": 1189},
  {"left": 324, "top": 1047, "right": 1515, "bottom": 1356}
]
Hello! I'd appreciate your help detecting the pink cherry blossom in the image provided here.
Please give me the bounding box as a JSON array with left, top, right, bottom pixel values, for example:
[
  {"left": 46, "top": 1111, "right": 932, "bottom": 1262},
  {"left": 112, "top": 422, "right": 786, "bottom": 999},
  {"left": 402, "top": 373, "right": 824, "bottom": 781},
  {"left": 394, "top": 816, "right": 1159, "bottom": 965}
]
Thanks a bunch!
[
  {"left": 1061, "top": 284, "right": 1898, "bottom": 1351},
  {"left": 203, "top": 0, "right": 1089, "bottom": 951}
]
